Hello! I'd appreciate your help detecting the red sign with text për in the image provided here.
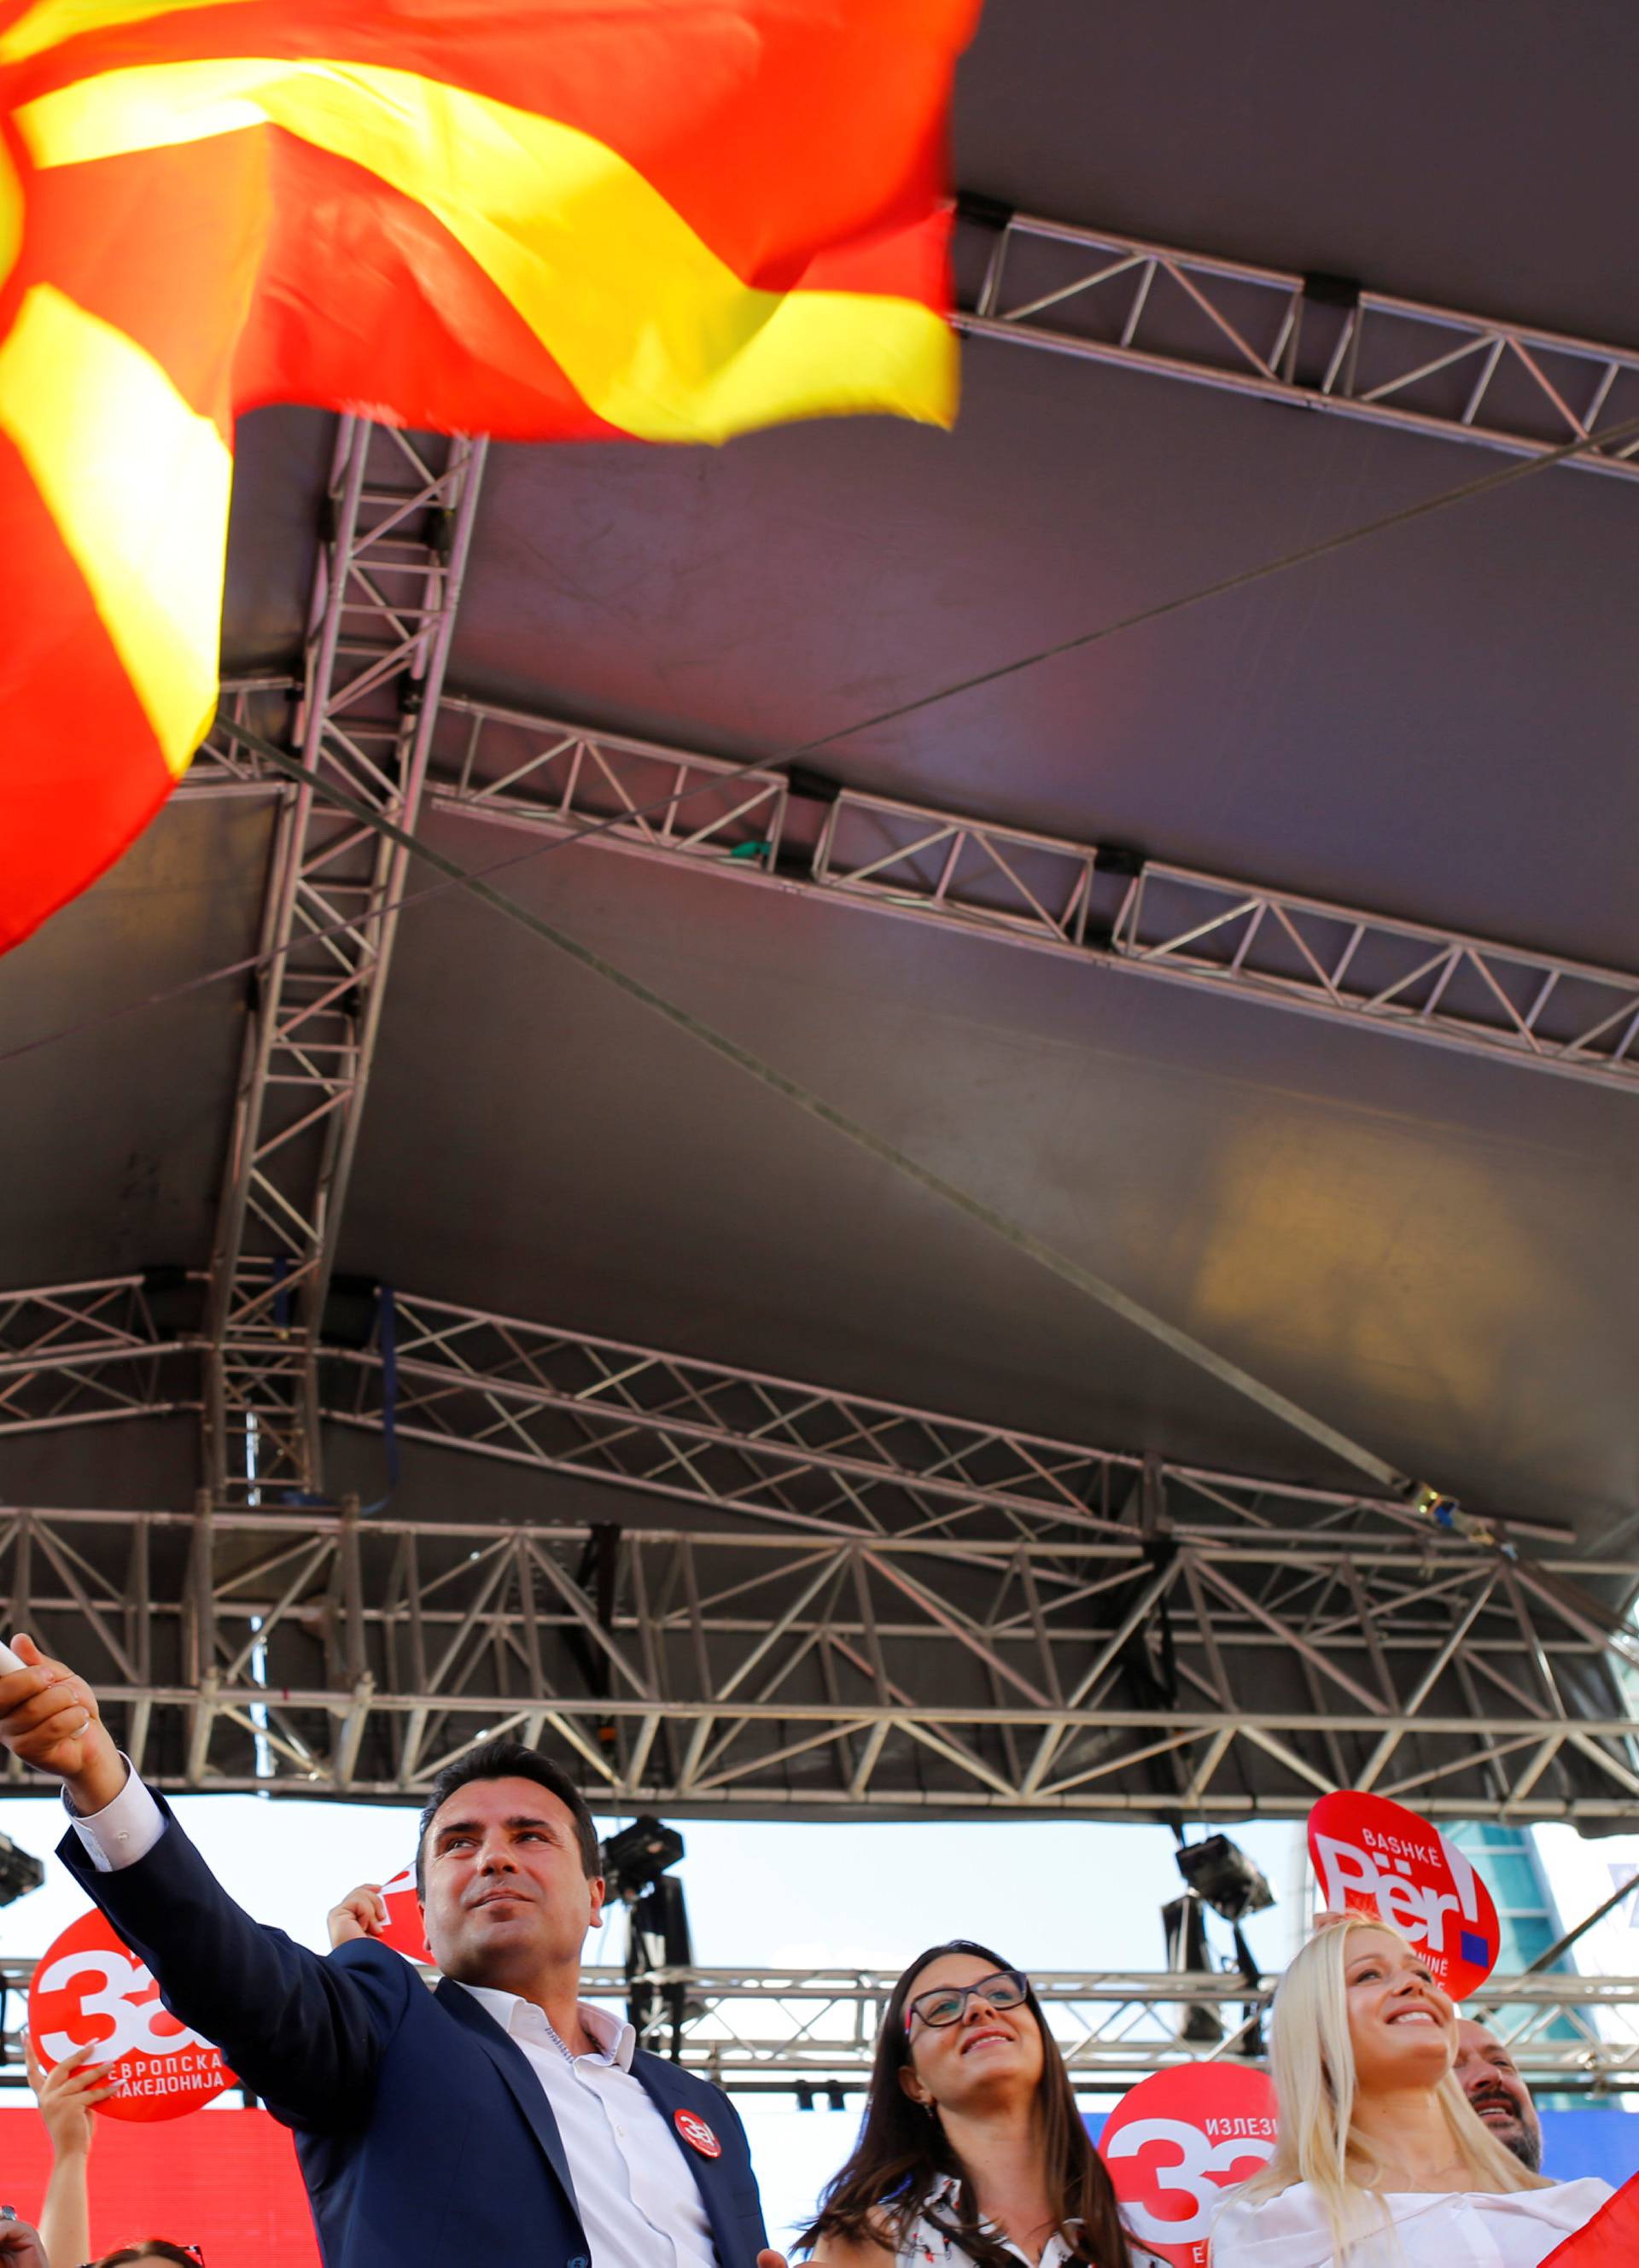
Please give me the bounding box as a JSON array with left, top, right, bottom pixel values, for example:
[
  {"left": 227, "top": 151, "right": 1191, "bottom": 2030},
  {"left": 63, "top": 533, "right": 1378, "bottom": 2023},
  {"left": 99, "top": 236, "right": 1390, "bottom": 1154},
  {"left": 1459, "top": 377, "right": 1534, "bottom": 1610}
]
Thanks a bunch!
[
  {"left": 376, "top": 1866, "right": 432, "bottom": 1964},
  {"left": 1099, "top": 2062, "right": 1277, "bottom": 2268},
  {"left": 1307, "top": 1790, "right": 1501, "bottom": 1998},
  {"left": 30, "top": 1909, "right": 234, "bottom": 2121}
]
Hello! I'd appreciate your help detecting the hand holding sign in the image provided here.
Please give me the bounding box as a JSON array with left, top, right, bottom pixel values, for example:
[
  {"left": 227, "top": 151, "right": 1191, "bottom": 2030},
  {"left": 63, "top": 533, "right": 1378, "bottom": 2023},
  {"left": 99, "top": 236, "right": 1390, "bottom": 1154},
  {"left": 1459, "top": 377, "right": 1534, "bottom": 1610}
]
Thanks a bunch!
[
  {"left": 327, "top": 1869, "right": 432, "bottom": 1962},
  {"left": 26, "top": 2036, "right": 117, "bottom": 2152},
  {"left": 1307, "top": 1791, "right": 1500, "bottom": 1997},
  {"left": 30, "top": 1908, "right": 235, "bottom": 2123},
  {"left": 1100, "top": 2063, "right": 1278, "bottom": 2268}
]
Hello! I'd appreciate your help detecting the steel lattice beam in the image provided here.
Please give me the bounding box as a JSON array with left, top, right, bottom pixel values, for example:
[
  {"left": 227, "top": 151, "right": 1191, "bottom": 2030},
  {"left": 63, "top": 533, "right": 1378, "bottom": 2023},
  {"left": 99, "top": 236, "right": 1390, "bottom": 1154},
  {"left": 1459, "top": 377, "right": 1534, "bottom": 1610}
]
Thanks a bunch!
[
  {"left": 954, "top": 208, "right": 1639, "bottom": 479},
  {"left": 0, "top": 1960, "right": 1629, "bottom": 2094},
  {"left": 202, "top": 424, "right": 487, "bottom": 1503},
  {"left": 8, "top": 1497, "right": 1637, "bottom": 1817},
  {"left": 608, "top": 1962, "right": 1639, "bottom": 2092},
  {"left": 2, "top": 1277, "right": 1633, "bottom": 1819},
  {"left": 0, "top": 1273, "right": 1580, "bottom": 1548},
  {"left": 386, "top": 695, "right": 1639, "bottom": 1095}
]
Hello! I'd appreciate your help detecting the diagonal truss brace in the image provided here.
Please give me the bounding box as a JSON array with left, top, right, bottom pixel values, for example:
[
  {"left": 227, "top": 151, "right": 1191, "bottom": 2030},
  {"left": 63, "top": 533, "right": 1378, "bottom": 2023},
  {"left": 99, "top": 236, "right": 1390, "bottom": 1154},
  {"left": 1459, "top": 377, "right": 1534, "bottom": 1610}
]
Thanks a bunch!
[
  {"left": 202, "top": 422, "right": 487, "bottom": 1503},
  {"left": 6, "top": 1279, "right": 1632, "bottom": 1823},
  {"left": 0, "top": 1500, "right": 1628, "bottom": 1819},
  {"left": 612, "top": 1961, "right": 1639, "bottom": 2090},
  {"left": 277, "top": 692, "right": 1639, "bottom": 1096},
  {"left": 1, "top": 1276, "right": 1636, "bottom": 1822},
  {"left": 954, "top": 207, "right": 1639, "bottom": 480},
  {"left": 0, "top": 1960, "right": 1624, "bottom": 2093}
]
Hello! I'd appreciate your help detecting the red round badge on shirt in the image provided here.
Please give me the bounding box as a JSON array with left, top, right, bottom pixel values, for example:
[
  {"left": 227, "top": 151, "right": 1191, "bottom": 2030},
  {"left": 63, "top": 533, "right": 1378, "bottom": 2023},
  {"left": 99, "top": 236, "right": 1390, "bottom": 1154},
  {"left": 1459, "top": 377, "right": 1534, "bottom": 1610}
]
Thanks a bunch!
[
  {"left": 29, "top": 1907, "right": 235, "bottom": 2122},
  {"left": 1307, "top": 1790, "right": 1501, "bottom": 1997},
  {"left": 1100, "top": 2062, "right": 1277, "bottom": 2268},
  {"left": 674, "top": 2108, "right": 721, "bottom": 2157}
]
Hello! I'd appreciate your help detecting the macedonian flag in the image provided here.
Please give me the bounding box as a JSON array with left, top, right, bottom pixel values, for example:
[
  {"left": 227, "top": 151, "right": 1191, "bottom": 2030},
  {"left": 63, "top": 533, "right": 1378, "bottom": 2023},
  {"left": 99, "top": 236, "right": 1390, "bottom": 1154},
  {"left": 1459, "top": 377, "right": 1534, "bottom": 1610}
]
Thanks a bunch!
[{"left": 0, "top": 0, "right": 977, "bottom": 952}]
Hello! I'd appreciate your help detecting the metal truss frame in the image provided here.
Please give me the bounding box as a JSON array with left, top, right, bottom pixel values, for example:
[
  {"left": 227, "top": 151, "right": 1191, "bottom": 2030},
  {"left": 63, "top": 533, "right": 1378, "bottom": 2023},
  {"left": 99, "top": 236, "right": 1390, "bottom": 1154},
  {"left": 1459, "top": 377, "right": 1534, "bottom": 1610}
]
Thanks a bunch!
[
  {"left": 1, "top": 1279, "right": 1636, "bottom": 1821},
  {"left": 200, "top": 423, "right": 487, "bottom": 1504},
  {"left": 338, "top": 693, "right": 1639, "bottom": 1097},
  {"left": 954, "top": 207, "right": 1639, "bottom": 480},
  {"left": 0, "top": 1960, "right": 1631, "bottom": 2095},
  {"left": 607, "top": 1962, "right": 1639, "bottom": 2094}
]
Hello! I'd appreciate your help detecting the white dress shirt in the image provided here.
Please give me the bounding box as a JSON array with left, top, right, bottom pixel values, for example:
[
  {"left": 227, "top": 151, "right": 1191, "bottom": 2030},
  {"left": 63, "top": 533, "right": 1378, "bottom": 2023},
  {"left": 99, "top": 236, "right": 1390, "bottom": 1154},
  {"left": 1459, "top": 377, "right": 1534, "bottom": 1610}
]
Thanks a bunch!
[
  {"left": 457, "top": 1984, "right": 718, "bottom": 2268},
  {"left": 1209, "top": 2178, "right": 1615, "bottom": 2268},
  {"left": 67, "top": 1767, "right": 721, "bottom": 2268}
]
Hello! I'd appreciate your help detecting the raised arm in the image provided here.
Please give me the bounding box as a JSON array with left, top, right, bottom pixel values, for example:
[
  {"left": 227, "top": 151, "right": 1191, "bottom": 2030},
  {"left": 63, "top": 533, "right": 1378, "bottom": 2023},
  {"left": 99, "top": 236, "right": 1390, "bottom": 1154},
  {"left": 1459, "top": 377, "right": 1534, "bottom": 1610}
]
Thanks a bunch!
[
  {"left": 26, "top": 2039, "right": 110, "bottom": 2268},
  {"left": 0, "top": 1635, "right": 408, "bottom": 2129}
]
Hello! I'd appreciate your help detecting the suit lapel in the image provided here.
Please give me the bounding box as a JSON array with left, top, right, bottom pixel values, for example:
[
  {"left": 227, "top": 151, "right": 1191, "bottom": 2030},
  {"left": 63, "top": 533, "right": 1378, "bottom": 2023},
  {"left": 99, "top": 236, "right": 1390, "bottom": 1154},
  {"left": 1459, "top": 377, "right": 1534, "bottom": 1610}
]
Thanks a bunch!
[
  {"left": 632, "top": 2052, "right": 745, "bottom": 2267},
  {"left": 434, "top": 1977, "right": 582, "bottom": 2222}
]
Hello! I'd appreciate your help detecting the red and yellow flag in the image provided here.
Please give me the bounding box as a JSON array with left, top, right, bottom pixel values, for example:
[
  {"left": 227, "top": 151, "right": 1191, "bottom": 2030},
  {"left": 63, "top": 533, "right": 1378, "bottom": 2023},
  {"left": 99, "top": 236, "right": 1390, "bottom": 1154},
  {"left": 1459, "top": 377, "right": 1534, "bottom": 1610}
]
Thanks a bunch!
[{"left": 0, "top": 0, "right": 977, "bottom": 951}]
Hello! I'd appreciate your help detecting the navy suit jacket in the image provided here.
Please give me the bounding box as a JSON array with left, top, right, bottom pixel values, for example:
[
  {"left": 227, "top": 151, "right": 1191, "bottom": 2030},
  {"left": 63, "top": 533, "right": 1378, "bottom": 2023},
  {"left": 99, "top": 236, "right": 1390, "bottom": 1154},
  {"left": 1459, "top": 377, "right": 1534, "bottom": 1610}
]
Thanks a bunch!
[{"left": 59, "top": 1803, "right": 769, "bottom": 2268}]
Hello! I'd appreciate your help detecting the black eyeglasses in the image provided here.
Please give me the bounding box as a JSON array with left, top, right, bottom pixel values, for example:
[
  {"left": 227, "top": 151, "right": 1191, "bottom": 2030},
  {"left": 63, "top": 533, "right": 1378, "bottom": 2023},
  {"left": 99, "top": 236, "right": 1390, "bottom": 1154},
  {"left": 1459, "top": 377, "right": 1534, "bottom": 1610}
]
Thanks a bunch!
[{"left": 904, "top": 1968, "right": 1029, "bottom": 2033}]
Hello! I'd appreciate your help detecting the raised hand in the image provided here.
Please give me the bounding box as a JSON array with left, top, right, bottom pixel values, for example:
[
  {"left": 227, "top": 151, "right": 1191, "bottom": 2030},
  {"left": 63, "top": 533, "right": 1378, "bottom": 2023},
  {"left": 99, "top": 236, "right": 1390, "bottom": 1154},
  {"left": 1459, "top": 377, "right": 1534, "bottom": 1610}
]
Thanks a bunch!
[
  {"left": 0, "top": 1635, "right": 125, "bottom": 1810},
  {"left": 26, "top": 2038, "right": 116, "bottom": 2157},
  {"left": 328, "top": 1883, "right": 390, "bottom": 1949}
]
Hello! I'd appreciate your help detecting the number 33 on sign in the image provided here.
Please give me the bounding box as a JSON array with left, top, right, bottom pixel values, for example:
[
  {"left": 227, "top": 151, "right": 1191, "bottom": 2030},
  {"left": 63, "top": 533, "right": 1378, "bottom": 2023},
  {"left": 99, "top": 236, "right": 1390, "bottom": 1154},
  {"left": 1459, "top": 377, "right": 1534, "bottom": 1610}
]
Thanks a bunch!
[
  {"left": 30, "top": 1908, "right": 235, "bottom": 2122},
  {"left": 1100, "top": 2063, "right": 1278, "bottom": 2268}
]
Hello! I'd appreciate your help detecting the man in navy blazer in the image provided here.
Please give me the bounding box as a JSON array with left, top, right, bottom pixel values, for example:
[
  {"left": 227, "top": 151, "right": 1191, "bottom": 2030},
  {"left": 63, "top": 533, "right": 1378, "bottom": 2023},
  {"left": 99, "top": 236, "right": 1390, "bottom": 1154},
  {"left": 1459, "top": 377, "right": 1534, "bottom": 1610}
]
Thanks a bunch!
[{"left": 0, "top": 1635, "right": 786, "bottom": 2268}]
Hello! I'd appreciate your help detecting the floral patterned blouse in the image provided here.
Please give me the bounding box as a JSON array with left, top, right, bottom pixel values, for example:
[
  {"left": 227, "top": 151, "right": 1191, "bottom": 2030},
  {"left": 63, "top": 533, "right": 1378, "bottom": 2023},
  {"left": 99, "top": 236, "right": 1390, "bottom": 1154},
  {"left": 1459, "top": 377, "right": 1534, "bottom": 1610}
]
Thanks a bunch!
[{"left": 889, "top": 2175, "right": 1083, "bottom": 2266}]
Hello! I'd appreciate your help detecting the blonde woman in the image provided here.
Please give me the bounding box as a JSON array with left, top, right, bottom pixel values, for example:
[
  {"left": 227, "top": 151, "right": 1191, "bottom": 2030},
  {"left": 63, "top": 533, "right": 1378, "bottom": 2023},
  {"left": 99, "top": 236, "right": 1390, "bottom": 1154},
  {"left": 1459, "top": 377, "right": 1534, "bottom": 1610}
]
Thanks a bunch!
[{"left": 1210, "top": 1913, "right": 1610, "bottom": 2265}]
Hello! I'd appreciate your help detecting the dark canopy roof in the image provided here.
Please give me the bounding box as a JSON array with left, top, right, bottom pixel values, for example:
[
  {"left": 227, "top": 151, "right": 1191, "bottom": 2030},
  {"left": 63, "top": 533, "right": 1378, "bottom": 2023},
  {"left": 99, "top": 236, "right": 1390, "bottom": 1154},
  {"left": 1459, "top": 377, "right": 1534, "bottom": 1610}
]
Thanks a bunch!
[{"left": 3, "top": 0, "right": 1636, "bottom": 1816}]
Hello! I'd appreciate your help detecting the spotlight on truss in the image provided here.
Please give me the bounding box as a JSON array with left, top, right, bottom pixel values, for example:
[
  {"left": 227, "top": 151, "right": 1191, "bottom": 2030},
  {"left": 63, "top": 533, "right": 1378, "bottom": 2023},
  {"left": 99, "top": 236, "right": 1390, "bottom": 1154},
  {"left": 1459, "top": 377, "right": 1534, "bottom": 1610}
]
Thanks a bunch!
[
  {"left": 601, "top": 1816, "right": 685, "bottom": 1902},
  {"left": 1175, "top": 1834, "right": 1274, "bottom": 1923},
  {"left": 0, "top": 1834, "right": 44, "bottom": 1907},
  {"left": 604, "top": 1817, "right": 700, "bottom": 2062}
]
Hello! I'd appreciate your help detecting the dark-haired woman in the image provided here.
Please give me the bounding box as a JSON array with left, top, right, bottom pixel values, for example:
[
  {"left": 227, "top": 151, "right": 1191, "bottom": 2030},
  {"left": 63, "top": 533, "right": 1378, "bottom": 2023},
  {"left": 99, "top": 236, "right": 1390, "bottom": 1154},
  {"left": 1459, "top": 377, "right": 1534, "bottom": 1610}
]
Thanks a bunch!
[{"left": 796, "top": 1941, "right": 1137, "bottom": 2267}]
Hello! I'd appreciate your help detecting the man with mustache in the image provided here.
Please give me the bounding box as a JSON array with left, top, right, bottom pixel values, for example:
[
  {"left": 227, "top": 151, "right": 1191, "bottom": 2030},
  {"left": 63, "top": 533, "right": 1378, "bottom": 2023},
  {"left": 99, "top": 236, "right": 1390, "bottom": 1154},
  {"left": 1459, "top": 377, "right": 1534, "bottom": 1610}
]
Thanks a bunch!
[
  {"left": 1455, "top": 2019, "right": 1544, "bottom": 2174},
  {"left": 0, "top": 1635, "right": 782, "bottom": 2268}
]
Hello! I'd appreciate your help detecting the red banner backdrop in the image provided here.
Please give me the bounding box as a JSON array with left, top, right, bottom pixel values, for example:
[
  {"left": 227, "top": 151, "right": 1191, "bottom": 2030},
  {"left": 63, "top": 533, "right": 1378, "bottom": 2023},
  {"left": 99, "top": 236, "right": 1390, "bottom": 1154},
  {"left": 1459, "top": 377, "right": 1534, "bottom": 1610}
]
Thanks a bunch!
[{"left": 0, "top": 2105, "right": 318, "bottom": 2264}]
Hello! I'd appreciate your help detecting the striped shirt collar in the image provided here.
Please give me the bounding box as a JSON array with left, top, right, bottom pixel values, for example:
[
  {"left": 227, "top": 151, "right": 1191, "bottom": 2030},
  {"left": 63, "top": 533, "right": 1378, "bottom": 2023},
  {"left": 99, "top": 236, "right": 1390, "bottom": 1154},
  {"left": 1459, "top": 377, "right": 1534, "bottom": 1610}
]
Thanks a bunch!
[{"left": 457, "top": 1985, "right": 637, "bottom": 2071}]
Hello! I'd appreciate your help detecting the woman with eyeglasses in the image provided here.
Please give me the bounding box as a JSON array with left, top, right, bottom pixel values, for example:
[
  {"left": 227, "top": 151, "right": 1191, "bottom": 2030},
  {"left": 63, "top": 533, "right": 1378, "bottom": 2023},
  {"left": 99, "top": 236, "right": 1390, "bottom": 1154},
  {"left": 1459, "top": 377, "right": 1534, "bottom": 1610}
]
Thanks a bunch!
[{"left": 793, "top": 1940, "right": 1136, "bottom": 2267}]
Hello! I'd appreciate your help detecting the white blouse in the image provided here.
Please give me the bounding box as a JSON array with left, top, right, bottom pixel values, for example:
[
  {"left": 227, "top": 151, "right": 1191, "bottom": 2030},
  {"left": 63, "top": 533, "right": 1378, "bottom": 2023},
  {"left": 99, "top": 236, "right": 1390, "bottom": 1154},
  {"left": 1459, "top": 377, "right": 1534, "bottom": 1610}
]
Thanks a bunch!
[{"left": 1209, "top": 2178, "right": 1614, "bottom": 2268}]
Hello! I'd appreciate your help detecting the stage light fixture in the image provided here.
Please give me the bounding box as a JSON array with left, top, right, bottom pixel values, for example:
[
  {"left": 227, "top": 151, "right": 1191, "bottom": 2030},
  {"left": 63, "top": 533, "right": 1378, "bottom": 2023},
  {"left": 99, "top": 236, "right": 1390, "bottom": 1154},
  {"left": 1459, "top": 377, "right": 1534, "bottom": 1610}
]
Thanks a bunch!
[
  {"left": 0, "top": 1834, "right": 44, "bottom": 1906},
  {"left": 601, "top": 1816, "right": 685, "bottom": 1902},
  {"left": 1175, "top": 1834, "right": 1274, "bottom": 1923}
]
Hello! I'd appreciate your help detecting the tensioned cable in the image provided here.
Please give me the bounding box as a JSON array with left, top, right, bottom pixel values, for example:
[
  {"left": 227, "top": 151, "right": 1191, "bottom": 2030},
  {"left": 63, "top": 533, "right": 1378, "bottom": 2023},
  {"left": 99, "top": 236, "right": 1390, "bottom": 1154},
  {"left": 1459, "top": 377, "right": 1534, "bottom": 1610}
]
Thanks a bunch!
[
  {"left": 238, "top": 723, "right": 1414, "bottom": 1498},
  {"left": 5, "top": 403, "right": 1636, "bottom": 1076}
]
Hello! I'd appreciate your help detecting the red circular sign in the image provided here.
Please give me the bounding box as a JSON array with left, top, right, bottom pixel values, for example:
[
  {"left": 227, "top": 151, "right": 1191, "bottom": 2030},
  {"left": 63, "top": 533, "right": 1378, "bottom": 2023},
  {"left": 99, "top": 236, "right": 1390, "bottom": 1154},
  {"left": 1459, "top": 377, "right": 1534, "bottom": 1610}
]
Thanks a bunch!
[
  {"left": 674, "top": 2108, "right": 721, "bottom": 2157},
  {"left": 375, "top": 1865, "right": 432, "bottom": 1964},
  {"left": 1307, "top": 1791, "right": 1500, "bottom": 1998},
  {"left": 30, "top": 1908, "right": 234, "bottom": 2122},
  {"left": 1101, "top": 2063, "right": 1277, "bottom": 2268}
]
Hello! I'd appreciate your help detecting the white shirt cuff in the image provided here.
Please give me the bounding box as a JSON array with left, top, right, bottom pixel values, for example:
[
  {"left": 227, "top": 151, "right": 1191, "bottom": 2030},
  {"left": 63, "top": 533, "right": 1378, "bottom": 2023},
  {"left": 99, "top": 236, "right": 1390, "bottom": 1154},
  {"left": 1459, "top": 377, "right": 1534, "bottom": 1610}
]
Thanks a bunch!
[{"left": 62, "top": 1758, "right": 163, "bottom": 1872}]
